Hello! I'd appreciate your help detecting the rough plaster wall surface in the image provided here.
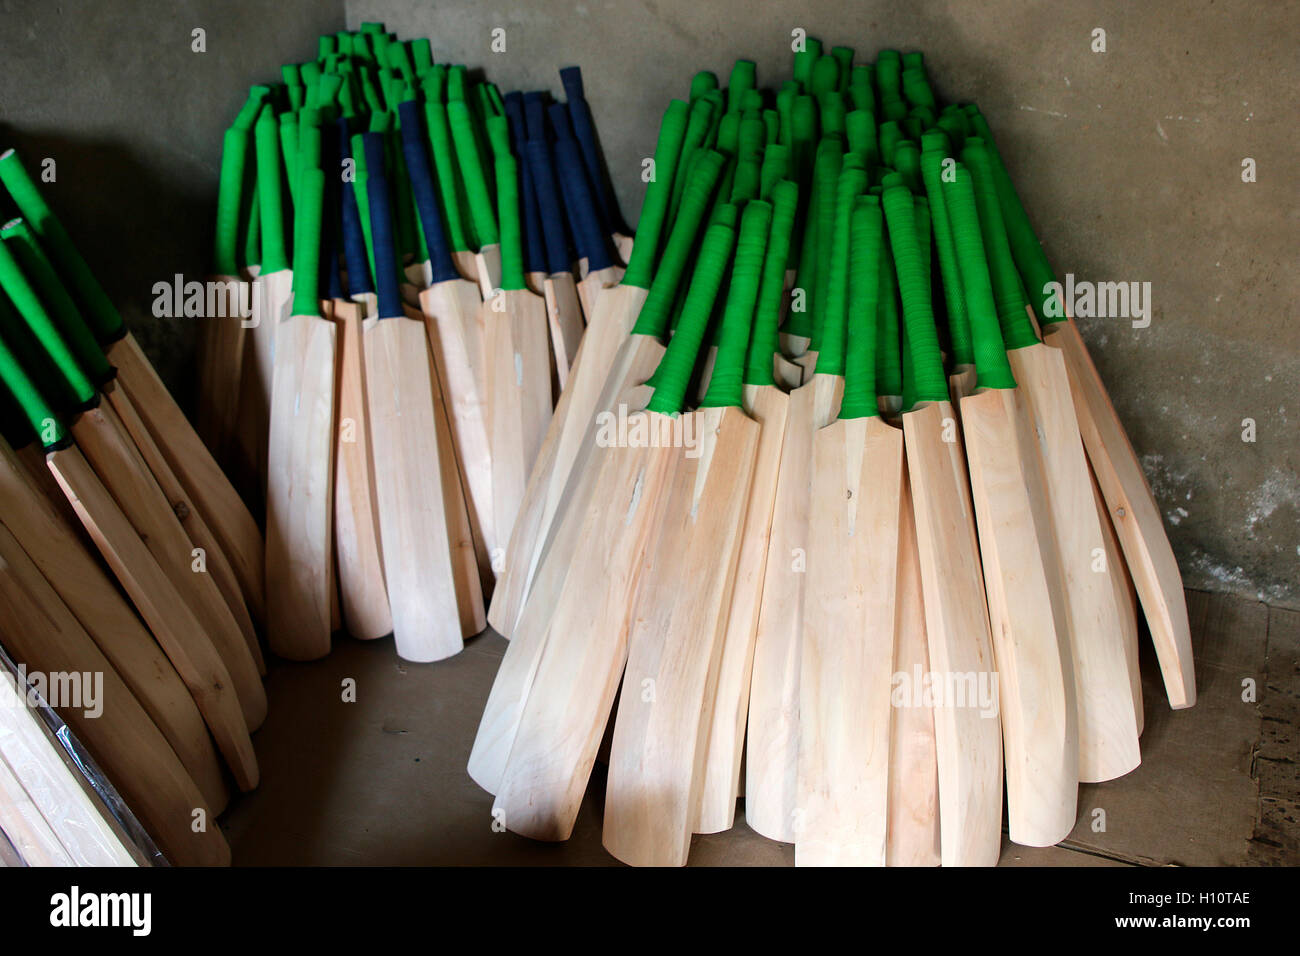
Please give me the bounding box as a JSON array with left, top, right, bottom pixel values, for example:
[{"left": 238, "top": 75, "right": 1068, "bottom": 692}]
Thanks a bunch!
[
  {"left": 351, "top": 0, "right": 1298, "bottom": 607},
  {"left": 0, "top": 0, "right": 343, "bottom": 400}
]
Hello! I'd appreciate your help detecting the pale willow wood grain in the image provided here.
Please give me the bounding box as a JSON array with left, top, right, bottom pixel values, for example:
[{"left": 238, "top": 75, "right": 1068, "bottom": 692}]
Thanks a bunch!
[
  {"left": 72, "top": 403, "right": 266, "bottom": 730},
  {"left": 0, "top": 670, "right": 137, "bottom": 866},
  {"left": 492, "top": 421, "right": 677, "bottom": 840},
  {"left": 106, "top": 385, "right": 263, "bottom": 676},
  {"left": 474, "top": 245, "right": 504, "bottom": 301},
  {"left": 745, "top": 373, "right": 839, "bottom": 843},
  {"left": 544, "top": 272, "right": 586, "bottom": 389},
  {"left": 902, "top": 400, "right": 1001, "bottom": 866},
  {"left": 1009, "top": 344, "right": 1141, "bottom": 782},
  {"left": 696, "top": 385, "right": 791, "bottom": 834},
  {"left": 266, "top": 312, "right": 337, "bottom": 662},
  {"left": 238, "top": 267, "right": 291, "bottom": 501},
  {"left": 796, "top": 416, "right": 903, "bottom": 867},
  {"left": 960, "top": 386, "right": 1079, "bottom": 847},
  {"left": 0, "top": 749, "right": 74, "bottom": 866},
  {"left": 195, "top": 278, "right": 248, "bottom": 465},
  {"left": 0, "top": 439, "right": 227, "bottom": 812},
  {"left": 487, "top": 282, "right": 649, "bottom": 636},
  {"left": 330, "top": 300, "right": 391, "bottom": 640},
  {"left": 0, "top": 521, "right": 232, "bottom": 864},
  {"left": 576, "top": 264, "right": 624, "bottom": 323},
  {"left": 604, "top": 407, "right": 760, "bottom": 866},
  {"left": 109, "top": 332, "right": 265, "bottom": 624},
  {"left": 886, "top": 469, "right": 942, "bottom": 867},
  {"left": 1090, "top": 460, "right": 1144, "bottom": 737},
  {"left": 364, "top": 317, "right": 464, "bottom": 662},
  {"left": 44, "top": 447, "right": 258, "bottom": 791},
  {"left": 420, "top": 278, "right": 496, "bottom": 583},
  {"left": 413, "top": 305, "right": 486, "bottom": 637},
  {"left": 1044, "top": 317, "right": 1195, "bottom": 709},
  {"left": 949, "top": 365, "right": 977, "bottom": 409},
  {"left": 482, "top": 289, "right": 552, "bottom": 554},
  {"left": 451, "top": 250, "right": 480, "bottom": 287}
]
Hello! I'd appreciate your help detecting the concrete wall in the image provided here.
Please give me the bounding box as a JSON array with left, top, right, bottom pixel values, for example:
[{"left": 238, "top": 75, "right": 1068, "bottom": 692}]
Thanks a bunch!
[
  {"left": 1, "top": 0, "right": 1292, "bottom": 605},
  {"left": 349, "top": 0, "right": 1298, "bottom": 607},
  {"left": 0, "top": 0, "right": 343, "bottom": 394}
]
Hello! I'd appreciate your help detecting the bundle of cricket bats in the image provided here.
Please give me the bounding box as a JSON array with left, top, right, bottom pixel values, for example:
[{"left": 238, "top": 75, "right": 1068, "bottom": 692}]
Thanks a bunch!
[
  {"left": 197, "top": 24, "right": 629, "bottom": 664},
  {"left": 473, "top": 44, "right": 1196, "bottom": 866},
  {"left": 0, "top": 148, "right": 260, "bottom": 866}
]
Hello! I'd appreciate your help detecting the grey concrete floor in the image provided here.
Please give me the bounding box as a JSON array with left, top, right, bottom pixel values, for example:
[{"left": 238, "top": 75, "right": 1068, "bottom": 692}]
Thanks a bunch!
[{"left": 220, "top": 590, "right": 1297, "bottom": 866}]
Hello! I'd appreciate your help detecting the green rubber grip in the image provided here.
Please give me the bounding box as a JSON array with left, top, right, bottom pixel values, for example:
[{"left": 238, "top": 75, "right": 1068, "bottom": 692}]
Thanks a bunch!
[
  {"left": 727, "top": 60, "right": 757, "bottom": 113},
  {"left": 966, "top": 108, "right": 1062, "bottom": 323},
  {"left": 690, "top": 70, "right": 718, "bottom": 102},
  {"left": 1, "top": 220, "right": 112, "bottom": 388},
  {"left": 901, "top": 66, "right": 937, "bottom": 111},
  {"left": 359, "top": 67, "right": 384, "bottom": 115},
  {"left": 809, "top": 138, "right": 844, "bottom": 349},
  {"left": 632, "top": 149, "right": 725, "bottom": 338},
  {"left": 839, "top": 195, "right": 884, "bottom": 419},
  {"left": 283, "top": 64, "right": 304, "bottom": 110},
  {"left": 830, "top": 47, "right": 854, "bottom": 88},
  {"left": 214, "top": 127, "right": 250, "bottom": 275},
  {"left": 876, "top": 50, "right": 902, "bottom": 98},
  {"left": 702, "top": 200, "right": 770, "bottom": 408},
  {"left": 315, "top": 73, "right": 343, "bottom": 112},
  {"left": 646, "top": 220, "right": 736, "bottom": 416},
  {"left": 359, "top": 21, "right": 384, "bottom": 34},
  {"left": 816, "top": 159, "right": 868, "bottom": 378},
  {"left": 915, "top": 194, "right": 931, "bottom": 291},
  {"left": 318, "top": 34, "right": 336, "bottom": 60},
  {"left": 412, "top": 37, "right": 433, "bottom": 75},
  {"left": 387, "top": 40, "right": 415, "bottom": 84},
  {"left": 0, "top": 238, "right": 97, "bottom": 407},
  {"left": 881, "top": 179, "right": 948, "bottom": 404},
  {"left": 790, "top": 95, "right": 816, "bottom": 165},
  {"left": 819, "top": 91, "right": 846, "bottom": 139},
  {"left": 0, "top": 151, "right": 123, "bottom": 345},
  {"left": 665, "top": 95, "right": 715, "bottom": 237},
  {"left": 622, "top": 99, "right": 691, "bottom": 290},
  {"left": 942, "top": 165, "right": 1016, "bottom": 390},
  {"left": 878, "top": 121, "right": 902, "bottom": 168},
  {"left": 845, "top": 109, "right": 877, "bottom": 164},
  {"left": 810, "top": 55, "right": 840, "bottom": 98},
  {"left": 496, "top": 152, "right": 526, "bottom": 292},
  {"left": 290, "top": 168, "right": 325, "bottom": 316},
  {"left": 254, "top": 107, "right": 289, "bottom": 273},
  {"left": 786, "top": 136, "right": 833, "bottom": 340},
  {"left": 0, "top": 319, "right": 67, "bottom": 449},
  {"left": 776, "top": 86, "right": 795, "bottom": 144},
  {"left": 299, "top": 61, "right": 322, "bottom": 103},
  {"left": 424, "top": 100, "right": 469, "bottom": 252},
  {"left": 278, "top": 113, "right": 300, "bottom": 206},
  {"left": 920, "top": 135, "right": 972, "bottom": 366},
  {"left": 729, "top": 115, "right": 765, "bottom": 203},
  {"left": 448, "top": 100, "right": 498, "bottom": 249},
  {"left": 962, "top": 139, "right": 1034, "bottom": 346},
  {"left": 876, "top": 216, "right": 903, "bottom": 400},
  {"left": 759, "top": 144, "right": 789, "bottom": 199},
  {"left": 894, "top": 139, "right": 922, "bottom": 192},
  {"left": 234, "top": 86, "right": 269, "bottom": 131},
  {"left": 746, "top": 179, "right": 797, "bottom": 386},
  {"left": 792, "top": 44, "right": 817, "bottom": 90}
]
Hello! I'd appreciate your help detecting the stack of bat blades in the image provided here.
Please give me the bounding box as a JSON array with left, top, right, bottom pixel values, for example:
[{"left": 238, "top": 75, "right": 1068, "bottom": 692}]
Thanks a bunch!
[
  {"left": 194, "top": 23, "right": 629, "bottom": 664},
  {"left": 471, "top": 44, "right": 1195, "bottom": 866}
]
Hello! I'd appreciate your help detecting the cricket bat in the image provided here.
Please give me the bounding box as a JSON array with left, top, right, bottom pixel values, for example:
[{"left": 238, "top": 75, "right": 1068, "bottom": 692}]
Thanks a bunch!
[
  {"left": 480, "top": 115, "right": 552, "bottom": 552},
  {"left": 490, "top": 219, "right": 737, "bottom": 841},
  {"left": 398, "top": 100, "right": 496, "bottom": 587},
  {"left": 266, "top": 157, "right": 337, "bottom": 661},
  {"left": 0, "top": 148, "right": 266, "bottom": 625},
  {"left": 467, "top": 160, "right": 724, "bottom": 793},
  {"left": 964, "top": 138, "right": 1140, "bottom": 782},
  {"left": 966, "top": 106, "right": 1194, "bottom": 709},
  {"left": 932, "top": 167, "right": 1078, "bottom": 847},
  {"left": 0, "top": 333, "right": 258, "bottom": 791},
  {"left": 359, "top": 131, "right": 471, "bottom": 662},
  {"left": 695, "top": 179, "right": 799, "bottom": 834},
  {"left": 0, "top": 237, "right": 267, "bottom": 728},
  {"left": 603, "top": 203, "right": 765, "bottom": 866},
  {"left": 0, "top": 524, "right": 232, "bottom": 866},
  {"left": 486, "top": 99, "right": 690, "bottom": 636},
  {"left": 198, "top": 87, "right": 267, "bottom": 463},
  {"left": 330, "top": 127, "right": 392, "bottom": 641},
  {"left": 447, "top": 69, "right": 502, "bottom": 299},
  {"left": 798, "top": 185, "right": 907, "bottom": 867},
  {"left": 560, "top": 66, "right": 632, "bottom": 255},
  {"left": 745, "top": 138, "right": 843, "bottom": 844}
]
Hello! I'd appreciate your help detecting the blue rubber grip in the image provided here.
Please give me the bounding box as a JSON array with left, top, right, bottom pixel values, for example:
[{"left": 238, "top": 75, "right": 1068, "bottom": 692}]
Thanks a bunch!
[
  {"left": 319, "top": 120, "right": 344, "bottom": 300},
  {"left": 338, "top": 120, "right": 374, "bottom": 297},
  {"left": 526, "top": 139, "right": 571, "bottom": 276},
  {"left": 523, "top": 91, "right": 547, "bottom": 142},
  {"left": 560, "top": 66, "right": 618, "bottom": 232},
  {"left": 505, "top": 91, "right": 545, "bottom": 276},
  {"left": 550, "top": 102, "right": 613, "bottom": 271},
  {"left": 360, "top": 132, "right": 402, "bottom": 319},
  {"left": 397, "top": 100, "right": 459, "bottom": 285}
]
